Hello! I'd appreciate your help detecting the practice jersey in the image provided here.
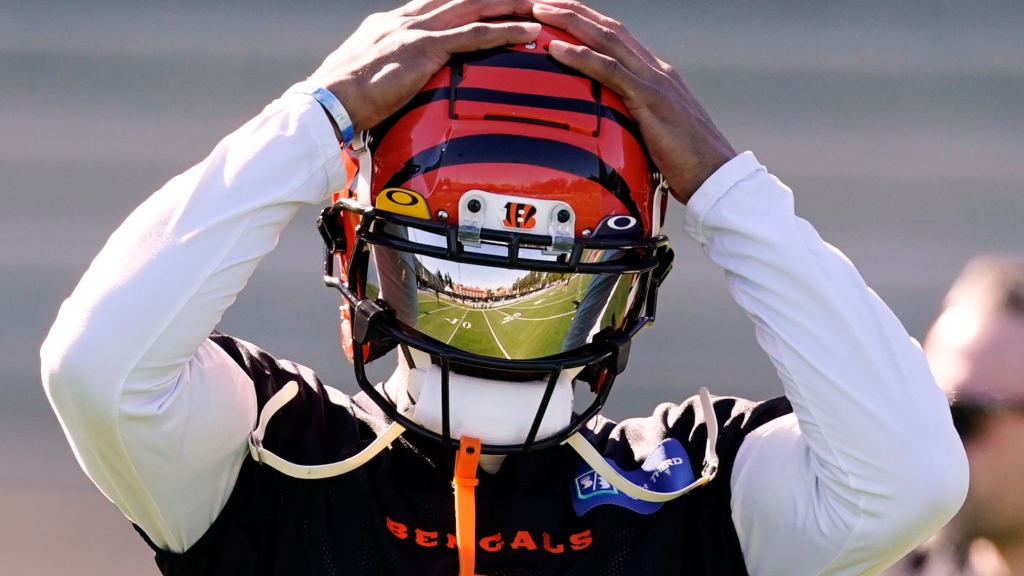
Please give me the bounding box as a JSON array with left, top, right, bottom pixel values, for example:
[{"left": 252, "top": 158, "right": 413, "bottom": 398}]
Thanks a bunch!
[{"left": 137, "top": 333, "right": 792, "bottom": 576}]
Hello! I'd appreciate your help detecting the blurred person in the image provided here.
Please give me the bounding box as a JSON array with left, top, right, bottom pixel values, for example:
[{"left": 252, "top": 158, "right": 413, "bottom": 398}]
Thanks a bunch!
[
  {"left": 40, "top": 1, "right": 969, "bottom": 574},
  {"left": 884, "top": 257, "right": 1024, "bottom": 576}
]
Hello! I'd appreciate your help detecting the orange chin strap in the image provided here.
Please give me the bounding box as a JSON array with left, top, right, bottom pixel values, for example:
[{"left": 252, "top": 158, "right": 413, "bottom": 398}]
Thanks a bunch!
[{"left": 453, "top": 437, "right": 482, "bottom": 576}]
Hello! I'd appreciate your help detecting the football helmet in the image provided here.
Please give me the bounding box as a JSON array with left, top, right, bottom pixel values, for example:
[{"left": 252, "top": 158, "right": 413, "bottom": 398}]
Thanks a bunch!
[{"left": 317, "top": 23, "right": 674, "bottom": 454}]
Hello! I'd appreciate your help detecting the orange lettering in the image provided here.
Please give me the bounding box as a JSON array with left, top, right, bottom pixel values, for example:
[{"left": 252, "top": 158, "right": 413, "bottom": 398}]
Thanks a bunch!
[
  {"left": 511, "top": 531, "right": 537, "bottom": 550},
  {"left": 569, "top": 529, "right": 592, "bottom": 551},
  {"left": 446, "top": 534, "right": 457, "bottom": 549},
  {"left": 542, "top": 533, "right": 564, "bottom": 554},
  {"left": 415, "top": 529, "right": 438, "bottom": 547},
  {"left": 480, "top": 533, "right": 504, "bottom": 552},
  {"left": 386, "top": 517, "right": 408, "bottom": 540}
]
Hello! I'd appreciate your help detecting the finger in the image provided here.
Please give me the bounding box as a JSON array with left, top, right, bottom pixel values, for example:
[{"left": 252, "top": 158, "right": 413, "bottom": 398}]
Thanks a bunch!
[
  {"left": 395, "top": 0, "right": 452, "bottom": 17},
  {"left": 418, "top": 0, "right": 538, "bottom": 29},
  {"left": 532, "top": 4, "right": 652, "bottom": 79},
  {"left": 435, "top": 21, "right": 542, "bottom": 54},
  {"left": 536, "top": 0, "right": 661, "bottom": 68},
  {"left": 547, "top": 40, "right": 648, "bottom": 104}
]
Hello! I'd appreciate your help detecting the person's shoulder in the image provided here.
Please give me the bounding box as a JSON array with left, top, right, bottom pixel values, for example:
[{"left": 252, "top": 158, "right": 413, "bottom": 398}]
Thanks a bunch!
[
  {"left": 208, "top": 332, "right": 374, "bottom": 465},
  {"left": 209, "top": 332, "right": 328, "bottom": 407},
  {"left": 583, "top": 393, "right": 792, "bottom": 479}
]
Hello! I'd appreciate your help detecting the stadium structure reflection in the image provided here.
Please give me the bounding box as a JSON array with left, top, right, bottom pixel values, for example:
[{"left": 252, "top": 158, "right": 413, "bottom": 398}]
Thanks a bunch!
[{"left": 369, "top": 226, "right": 639, "bottom": 360}]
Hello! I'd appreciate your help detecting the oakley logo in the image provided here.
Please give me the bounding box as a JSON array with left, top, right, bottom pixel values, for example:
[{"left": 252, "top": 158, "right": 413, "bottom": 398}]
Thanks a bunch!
[
  {"left": 384, "top": 189, "right": 420, "bottom": 206},
  {"left": 606, "top": 216, "right": 638, "bottom": 230},
  {"left": 376, "top": 187, "right": 430, "bottom": 219},
  {"left": 502, "top": 202, "right": 538, "bottom": 229}
]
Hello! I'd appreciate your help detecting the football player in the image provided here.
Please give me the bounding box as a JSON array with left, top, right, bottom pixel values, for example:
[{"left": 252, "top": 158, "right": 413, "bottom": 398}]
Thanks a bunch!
[{"left": 41, "top": 1, "right": 969, "bottom": 574}]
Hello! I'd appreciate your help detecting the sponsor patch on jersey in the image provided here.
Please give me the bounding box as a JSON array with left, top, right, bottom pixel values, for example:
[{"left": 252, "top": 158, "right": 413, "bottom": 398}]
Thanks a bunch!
[
  {"left": 376, "top": 188, "right": 430, "bottom": 219},
  {"left": 570, "top": 438, "right": 695, "bottom": 516}
]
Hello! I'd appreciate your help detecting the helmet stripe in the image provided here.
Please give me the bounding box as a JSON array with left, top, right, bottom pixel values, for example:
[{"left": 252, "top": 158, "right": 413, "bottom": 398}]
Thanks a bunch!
[
  {"left": 370, "top": 87, "right": 451, "bottom": 152},
  {"left": 372, "top": 87, "right": 644, "bottom": 154},
  {"left": 455, "top": 48, "right": 586, "bottom": 77},
  {"left": 381, "top": 133, "right": 643, "bottom": 223}
]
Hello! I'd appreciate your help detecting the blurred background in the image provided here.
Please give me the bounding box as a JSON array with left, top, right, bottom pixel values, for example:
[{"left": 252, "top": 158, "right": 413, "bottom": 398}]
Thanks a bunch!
[{"left": 2, "top": 0, "right": 1023, "bottom": 573}]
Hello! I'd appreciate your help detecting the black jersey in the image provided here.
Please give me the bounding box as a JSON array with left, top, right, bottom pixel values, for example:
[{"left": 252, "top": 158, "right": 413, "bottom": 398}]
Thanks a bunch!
[{"left": 135, "top": 334, "right": 791, "bottom": 576}]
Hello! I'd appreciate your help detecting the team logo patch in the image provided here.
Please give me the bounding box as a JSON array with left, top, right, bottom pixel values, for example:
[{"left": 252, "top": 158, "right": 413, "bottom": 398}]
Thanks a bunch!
[
  {"left": 502, "top": 202, "right": 538, "bottom": 229},
  {"left": 570, "top": 438, "right": 695, "bottom": 516},
  {"left": 376, "top": 188, "right": 430, "bottom": 219}
]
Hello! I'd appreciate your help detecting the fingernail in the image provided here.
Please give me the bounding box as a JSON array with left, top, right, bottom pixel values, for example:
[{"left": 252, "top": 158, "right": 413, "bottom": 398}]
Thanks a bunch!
[
  {"left": 548, "top": 40, "right": 568, "bottom": 55},
  {"left": 533, "top": 3, "right": 558, "bottom": 13}
]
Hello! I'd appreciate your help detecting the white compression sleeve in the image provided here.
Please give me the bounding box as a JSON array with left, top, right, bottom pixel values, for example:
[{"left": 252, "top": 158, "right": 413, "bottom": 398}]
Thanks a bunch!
[
  {"left": 40, "top": 91, "right": 348, "bottom": 552},
  {"left": 684, "top": 153, "right": 969, "bottom": 576}
]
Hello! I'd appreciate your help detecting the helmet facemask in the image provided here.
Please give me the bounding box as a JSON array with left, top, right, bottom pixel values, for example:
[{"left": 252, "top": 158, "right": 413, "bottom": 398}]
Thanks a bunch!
[{"left": 319, "top": 197, "right": 673, "bottom": 454}]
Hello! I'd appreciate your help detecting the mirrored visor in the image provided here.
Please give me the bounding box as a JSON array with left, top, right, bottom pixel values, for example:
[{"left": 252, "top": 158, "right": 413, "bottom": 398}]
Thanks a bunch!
[{"left": 368, "top": 226, "right": 640, "bottom": 360}]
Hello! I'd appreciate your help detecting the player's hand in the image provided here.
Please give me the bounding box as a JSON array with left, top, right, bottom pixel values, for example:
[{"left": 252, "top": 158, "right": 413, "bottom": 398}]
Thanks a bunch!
[
  {"left": 532, "top": 1, "right": 736, "bottom": 203},
  {"left": 309, "top": 0, "right": 541, "bottom": 132}
]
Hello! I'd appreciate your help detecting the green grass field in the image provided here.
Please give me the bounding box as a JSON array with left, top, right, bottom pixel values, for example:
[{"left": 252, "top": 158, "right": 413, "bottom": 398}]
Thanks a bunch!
[
  {"left": 415, "top": 276, "right": 587, "bottom": 359},
  {"left": 412, "top": 274, "right": 635, "bottom": 359}
]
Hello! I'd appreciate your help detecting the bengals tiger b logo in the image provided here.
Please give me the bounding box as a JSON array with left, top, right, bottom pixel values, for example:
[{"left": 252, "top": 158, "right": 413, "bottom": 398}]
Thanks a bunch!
[{"left": 502, "top": 202, "right": 537, "bottom": 229}]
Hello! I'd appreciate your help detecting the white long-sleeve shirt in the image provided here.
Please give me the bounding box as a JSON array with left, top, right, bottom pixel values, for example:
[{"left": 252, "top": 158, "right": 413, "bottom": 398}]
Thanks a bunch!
[{"left": 40, "top": 89, "right": 968, "bottom": 575}]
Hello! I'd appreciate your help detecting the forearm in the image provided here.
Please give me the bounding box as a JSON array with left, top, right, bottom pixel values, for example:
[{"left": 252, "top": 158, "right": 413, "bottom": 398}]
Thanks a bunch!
[
  {"left": 686, "top": 153, "right": 968, "bottom": 574},
  {"left": 40, "top": 90, "right": 347, "bottom": 551}
]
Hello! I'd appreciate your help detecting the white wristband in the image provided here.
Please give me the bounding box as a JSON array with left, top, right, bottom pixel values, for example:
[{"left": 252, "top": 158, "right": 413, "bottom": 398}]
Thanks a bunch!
[{"left": 287, "top": 81, "right": 355, "bottom": 147}]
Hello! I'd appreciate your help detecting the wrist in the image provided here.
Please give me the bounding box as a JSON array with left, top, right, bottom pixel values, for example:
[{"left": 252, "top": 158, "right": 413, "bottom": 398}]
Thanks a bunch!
[
  {"left": 669, "top": 145, "right": 737, "bottom": 205},
  {"left": 286, "top": 81, "right": 355, "bottom": 147}
]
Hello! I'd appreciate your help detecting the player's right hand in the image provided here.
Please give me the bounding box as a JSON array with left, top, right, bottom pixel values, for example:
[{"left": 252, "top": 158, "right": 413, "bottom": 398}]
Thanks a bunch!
[{"left": 309, "top": 0, "right": 541, "bottom": 132}]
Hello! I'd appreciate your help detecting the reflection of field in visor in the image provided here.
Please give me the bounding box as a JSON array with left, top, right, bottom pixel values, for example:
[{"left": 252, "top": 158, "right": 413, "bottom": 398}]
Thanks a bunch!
[{"left": 414, "top": 274, "right": 634, "bottom": 360}]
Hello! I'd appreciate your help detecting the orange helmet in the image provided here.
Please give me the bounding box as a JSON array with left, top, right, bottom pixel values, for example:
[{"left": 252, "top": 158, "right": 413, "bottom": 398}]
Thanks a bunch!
[{"left": 317, "top": 23, "right": 674, "bottom": 453}]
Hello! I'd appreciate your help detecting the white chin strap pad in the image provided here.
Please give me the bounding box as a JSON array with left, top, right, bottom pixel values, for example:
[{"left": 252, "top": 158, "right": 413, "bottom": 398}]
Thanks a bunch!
[{"left": 410, "top": 364, "right": 575, "bottom": 446}]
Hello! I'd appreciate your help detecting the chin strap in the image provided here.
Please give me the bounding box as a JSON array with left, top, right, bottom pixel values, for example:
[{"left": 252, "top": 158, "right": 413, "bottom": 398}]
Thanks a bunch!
[
  {"left": 563, "top": 387, "right": 720, "bottom": 502},
  {"left": 248, "top": 381, "right": 405, "bottom": 479},
  {"left": 351, "top": 130, "right": 372, "bottom": 207},
  {"left": 453, "top": 437, "right": 482, "bottom": 576}
]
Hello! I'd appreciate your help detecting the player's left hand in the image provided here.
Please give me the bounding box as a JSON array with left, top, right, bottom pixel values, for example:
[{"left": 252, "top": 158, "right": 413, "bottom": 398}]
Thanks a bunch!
[
  {"left": 532, "top": 1, "right": 736, "bottom": 203},
  {"left": 309, "top": 0, "right": 541, "bottom": 133}
]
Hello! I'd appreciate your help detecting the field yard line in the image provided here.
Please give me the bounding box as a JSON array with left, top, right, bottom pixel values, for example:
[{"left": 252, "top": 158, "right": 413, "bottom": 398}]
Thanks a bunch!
[
  {"left": 481, "top": 311, "right": 512, "bottom": 359},
  {"left": 490, "top": 291, "right": 579, "bottom": 312},
  {"left": 417, "top": 302, "right": 458, "bottom": 318},
  {"left": 510, "top": 310, "right": 577, "bottom": 321},
  {"left": 445, "top": 309, "right": 471, "bottom": 345}
]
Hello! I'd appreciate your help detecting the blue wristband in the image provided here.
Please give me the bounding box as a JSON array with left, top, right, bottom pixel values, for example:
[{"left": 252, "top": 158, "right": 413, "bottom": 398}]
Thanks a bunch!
[{"left": 287, "top": 82, "right": 355, "bottom": 147}]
